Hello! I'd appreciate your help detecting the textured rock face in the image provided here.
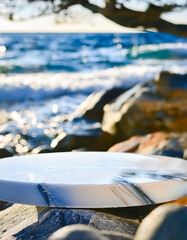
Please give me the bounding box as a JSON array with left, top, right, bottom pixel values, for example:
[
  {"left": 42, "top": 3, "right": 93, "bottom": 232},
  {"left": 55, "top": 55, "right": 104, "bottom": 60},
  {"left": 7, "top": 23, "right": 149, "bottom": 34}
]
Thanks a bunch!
[
  {"left": 102, "top": 72, "right": 187, "bottom": 140},
  {"left": 70, "top": 88, "right": 127, "bottom": 122},
  {"left": 108, "top": 131, "right": 187, "bottom": 159},
  {"left": 0, "top": 205, "right": 139, "bottom": 240},
  {"left": 1, "top": 203, "right": 186, "bottom": 240},
  {"left": 134, "top": 204, "right": 187, "bottom": 240},
  {"left": 0, "top": 204, "right": 38, "bottom": 240}
]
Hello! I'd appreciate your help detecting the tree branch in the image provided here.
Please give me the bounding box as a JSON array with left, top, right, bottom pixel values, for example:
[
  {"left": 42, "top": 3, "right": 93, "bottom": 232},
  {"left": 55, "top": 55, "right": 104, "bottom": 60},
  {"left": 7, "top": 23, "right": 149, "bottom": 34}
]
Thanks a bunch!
[{"left": 8, "top": 0, "right": 187, "bottom": 38}]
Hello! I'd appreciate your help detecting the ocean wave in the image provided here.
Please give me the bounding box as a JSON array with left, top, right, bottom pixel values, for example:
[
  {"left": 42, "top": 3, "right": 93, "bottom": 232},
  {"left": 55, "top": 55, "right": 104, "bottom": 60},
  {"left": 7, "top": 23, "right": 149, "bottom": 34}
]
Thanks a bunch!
[
  {"left": 1, "top": 64, "right": 187, "bottom": 103},
  {"left": 126, "top": 43, "right": 187, "bottom": 59}
]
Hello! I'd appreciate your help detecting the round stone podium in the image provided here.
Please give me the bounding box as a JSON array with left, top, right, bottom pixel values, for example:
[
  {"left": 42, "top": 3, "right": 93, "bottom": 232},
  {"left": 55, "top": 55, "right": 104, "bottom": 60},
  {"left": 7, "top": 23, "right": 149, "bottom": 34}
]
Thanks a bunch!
[{"left": 0, "top": 152, "right": 186, "bottom": 208}]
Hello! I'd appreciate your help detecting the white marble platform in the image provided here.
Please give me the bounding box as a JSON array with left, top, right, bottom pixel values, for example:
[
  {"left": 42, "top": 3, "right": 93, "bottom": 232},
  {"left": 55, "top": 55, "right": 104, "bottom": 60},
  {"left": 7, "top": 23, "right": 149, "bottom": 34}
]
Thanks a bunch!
[{"left": 0, "top": 152, "right": 186, "bottom": 208}]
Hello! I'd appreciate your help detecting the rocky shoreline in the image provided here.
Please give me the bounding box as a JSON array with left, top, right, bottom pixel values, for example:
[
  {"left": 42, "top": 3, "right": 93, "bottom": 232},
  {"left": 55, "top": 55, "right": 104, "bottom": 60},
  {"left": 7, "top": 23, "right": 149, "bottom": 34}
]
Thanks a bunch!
[
  {"left": 0, "top": 201, "right": 186, "bottom": 239},
  {"left": 0, "top": 71, "right": 187, "bottom": 239},
  {"left": 0, "top": 71, "right": 187, "bottom": 158}
]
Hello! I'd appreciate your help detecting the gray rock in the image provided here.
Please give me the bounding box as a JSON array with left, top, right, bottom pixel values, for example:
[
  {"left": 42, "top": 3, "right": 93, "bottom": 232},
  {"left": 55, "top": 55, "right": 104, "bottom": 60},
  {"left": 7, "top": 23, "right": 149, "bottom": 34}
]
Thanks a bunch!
[
  {"left": 1, "top": 206, "right": 139, "bottom": 240},
  {"left": 134, "top": 203, "right": 187, "bottom": 240},
  {"left": 103, "top": 231, "right": 133, "bottom": 240},
  {"left": 48, "top": 225, "right": 107, "bottom": 240},
  {"left": 0, "top": 204, "right": 38, "bottom": 240},
  {"left": 89, "top": 211, "right": 138, "bottom": 236},
  {"left": 49, "top": 225, "right": 134, "bottom": 240},
  {"left": 70, "top": 88, "right": 127, "bottom": 122}
]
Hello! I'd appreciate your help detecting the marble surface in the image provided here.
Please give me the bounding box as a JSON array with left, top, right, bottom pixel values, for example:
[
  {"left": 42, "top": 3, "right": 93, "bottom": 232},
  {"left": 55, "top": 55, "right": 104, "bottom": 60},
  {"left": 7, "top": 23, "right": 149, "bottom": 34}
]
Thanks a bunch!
[{"left": 0, "top": 152, "right": 186, "bottom": 207}]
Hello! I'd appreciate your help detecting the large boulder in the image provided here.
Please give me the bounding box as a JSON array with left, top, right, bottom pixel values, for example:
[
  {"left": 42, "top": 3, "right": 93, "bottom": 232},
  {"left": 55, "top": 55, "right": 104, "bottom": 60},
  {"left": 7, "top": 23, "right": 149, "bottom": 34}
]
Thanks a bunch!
[
  {"left": 108, "top": 131, "right": 187, "bottom": 159},
  {"left": 49, "top": 225, "right": 133, "bottom": 240},
  {"left": 102, "top": 72, "right": 187, "bottom": 141},
  {"left": 70, "top": 88, "right": 127, "bottom": 122},
  {"left": 134, "top": 203, "right": 187, "bottom": 240},
  {"left": 49, "top": 225, "right": 108, "bottom": 240}
]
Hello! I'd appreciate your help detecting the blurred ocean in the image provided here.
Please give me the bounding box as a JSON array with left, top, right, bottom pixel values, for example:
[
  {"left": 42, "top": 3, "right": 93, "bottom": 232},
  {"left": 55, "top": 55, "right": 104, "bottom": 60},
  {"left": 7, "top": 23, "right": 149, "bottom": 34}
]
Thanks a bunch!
[{"left": 0, "top": 32, "right": 187, "bottom": 153}]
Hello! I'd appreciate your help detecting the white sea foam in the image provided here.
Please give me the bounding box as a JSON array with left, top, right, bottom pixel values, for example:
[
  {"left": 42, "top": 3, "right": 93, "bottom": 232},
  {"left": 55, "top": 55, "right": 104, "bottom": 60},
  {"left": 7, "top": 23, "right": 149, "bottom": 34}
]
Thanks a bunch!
[{"left": 0, "top": 64, "right": 187, "bottom": 102}]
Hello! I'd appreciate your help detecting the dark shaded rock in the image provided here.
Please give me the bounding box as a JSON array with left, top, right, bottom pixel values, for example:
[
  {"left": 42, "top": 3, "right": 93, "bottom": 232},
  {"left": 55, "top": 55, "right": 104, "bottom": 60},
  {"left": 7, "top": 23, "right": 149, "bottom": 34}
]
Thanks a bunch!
[
  {"left": 0, "top": 145, "right": 14, "bottom": 158},
  {"left": 108, "top": 131, "right": 187, "bottom": 159},
  {"left": 155, "top": 71, "right": 187, "bottom": 99},
  {"left": 51, "top": 128, "right": 115, "bottom": 152},
  {"left": 0, "top": 201, "right": 8, "bottom": 211},
  {"left": 70, "top": 88, "right": 127, "bottom": 122},
  {"left": 31, "top": 145, "right": 53, "bottom": 154},
  {"left": 100, "top": 204, "right": 160, "bottom": 221},
  {"left": 102, "top": 72, "right": 187, "bottom": 140},
  {"left": 153, "top": 149, "right": 183, "bottom": 158},
  {"left": 134, "top": 203, "right": 187, "bottom": 240}
]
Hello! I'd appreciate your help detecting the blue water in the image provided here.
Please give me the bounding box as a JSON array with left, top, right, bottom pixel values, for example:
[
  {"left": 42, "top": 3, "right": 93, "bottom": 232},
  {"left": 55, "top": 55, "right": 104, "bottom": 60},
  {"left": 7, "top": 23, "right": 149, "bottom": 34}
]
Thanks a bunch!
[
  {"left": 0, "top": 32, "right": 187, "bottom": 153},
  {"left": 1, "top": 32, "right": 187, "bottom": 74}
]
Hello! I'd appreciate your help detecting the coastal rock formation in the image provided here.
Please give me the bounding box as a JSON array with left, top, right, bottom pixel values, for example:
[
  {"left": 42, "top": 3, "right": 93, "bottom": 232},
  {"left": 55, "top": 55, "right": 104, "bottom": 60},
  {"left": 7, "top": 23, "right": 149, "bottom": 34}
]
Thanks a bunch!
[
  {"left": 70, "top": 88, "right": 127, "bottom": 122},
  {"left": 102, "top": 72, "right": 187, "bottom": 141},
  {"left": 134, "top": 203, "right": 187, "bottom": 240},
  {"left": 0, "top": 204, "right": 138, "bottom": 240},
  {"left": 1, "top": 203, "right": 186, "bottom": 239},
  {"left": 108, "top": 131, "right": 187, "bottom": 159}
]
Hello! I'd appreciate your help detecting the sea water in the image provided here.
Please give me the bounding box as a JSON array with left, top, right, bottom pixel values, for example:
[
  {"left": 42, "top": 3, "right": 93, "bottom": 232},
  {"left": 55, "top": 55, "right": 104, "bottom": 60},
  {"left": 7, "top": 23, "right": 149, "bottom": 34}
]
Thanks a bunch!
[{"left": 0, "top": 32, "right": 187, "bottom": 153}]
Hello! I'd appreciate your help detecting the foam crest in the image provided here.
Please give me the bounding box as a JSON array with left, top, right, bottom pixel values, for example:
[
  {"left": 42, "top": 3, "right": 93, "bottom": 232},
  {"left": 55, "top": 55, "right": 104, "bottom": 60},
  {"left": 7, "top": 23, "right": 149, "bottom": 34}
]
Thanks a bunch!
[{"left": 0, "top": 64, "right": 187, "bottom": 102}]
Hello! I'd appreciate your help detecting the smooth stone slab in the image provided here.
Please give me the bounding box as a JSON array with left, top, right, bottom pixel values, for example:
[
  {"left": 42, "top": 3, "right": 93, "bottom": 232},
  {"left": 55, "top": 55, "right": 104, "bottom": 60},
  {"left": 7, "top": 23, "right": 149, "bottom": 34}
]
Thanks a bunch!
[{"left": 0, "top": 152, "right": 186, "bottom": 208}]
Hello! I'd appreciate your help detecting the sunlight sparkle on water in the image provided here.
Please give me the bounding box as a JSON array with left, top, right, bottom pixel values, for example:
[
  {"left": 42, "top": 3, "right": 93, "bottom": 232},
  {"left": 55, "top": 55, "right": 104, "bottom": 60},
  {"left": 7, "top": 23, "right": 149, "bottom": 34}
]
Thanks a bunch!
[{"left": 0, "top": 45, "right": 6, "bottom": 53}]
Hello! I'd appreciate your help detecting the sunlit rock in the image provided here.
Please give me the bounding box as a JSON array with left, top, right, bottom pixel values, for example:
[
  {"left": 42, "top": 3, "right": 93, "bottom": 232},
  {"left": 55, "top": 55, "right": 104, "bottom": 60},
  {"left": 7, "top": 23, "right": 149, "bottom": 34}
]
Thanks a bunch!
[
  {"left": 102, "top": 72, "right": 187, "bottom": 140},
  {"left": 108, "top": 131, "right": 187, "bottom": 159}
]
